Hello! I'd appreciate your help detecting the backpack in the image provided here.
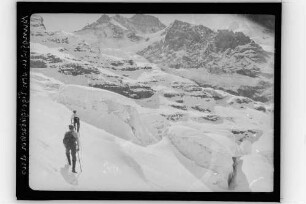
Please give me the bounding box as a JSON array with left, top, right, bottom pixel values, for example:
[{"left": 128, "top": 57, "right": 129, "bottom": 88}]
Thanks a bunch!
[
  {"left": 63, "top": 131, "right": 76, "bottom": 148},
  {"left": 74, "top": 117, "right": 79, "bottom": 123}
]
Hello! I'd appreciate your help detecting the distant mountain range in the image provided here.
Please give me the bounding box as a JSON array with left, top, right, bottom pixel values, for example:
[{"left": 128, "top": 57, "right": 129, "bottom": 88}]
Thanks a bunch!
[
  {"left": 138, "top": 19, "right": 272, "bottom": 77},
  {"left": 74, "top": 14, "right": 166, "bottom": 42},
  {"left": 30, "top": 13, "right": 274, "bottom": 103}
]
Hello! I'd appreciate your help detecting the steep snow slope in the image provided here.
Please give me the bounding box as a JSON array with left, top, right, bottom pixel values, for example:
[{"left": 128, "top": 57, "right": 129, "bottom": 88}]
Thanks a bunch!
[
  {"left": 56, "top": 84, "right": 159, "bottom": 146},
  {"left": 29, "top": 72, "right": 211, "bottom": 191}
]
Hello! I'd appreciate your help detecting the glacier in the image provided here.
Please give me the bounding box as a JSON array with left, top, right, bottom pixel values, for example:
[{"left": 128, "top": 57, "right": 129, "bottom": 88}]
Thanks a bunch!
[{"left": 29, "top": 13, "right": 275, "bottom": 192}]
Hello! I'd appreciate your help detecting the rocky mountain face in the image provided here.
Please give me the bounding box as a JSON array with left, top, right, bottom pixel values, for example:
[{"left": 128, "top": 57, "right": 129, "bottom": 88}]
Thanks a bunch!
[
  {"left": 138, "top": 20, "right": 274, "bottom": 102},
  {"left": 139, "top": 20, "right": 270, "bottom": 74},
  {"left": 30, "top": 14, "right": 47, "bottom": 36},
  {"left": 75, "top": 14, "right": 166, "bottom": 42},
  {"left": 121, "top": 14, "right": 166, "bottom": 34}
]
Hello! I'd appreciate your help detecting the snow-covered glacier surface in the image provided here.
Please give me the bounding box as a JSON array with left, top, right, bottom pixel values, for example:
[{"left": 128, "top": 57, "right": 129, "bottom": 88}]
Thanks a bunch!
[
  {"left": 30, "top": 73, "right": 211, "bottom": 191},
  {"left": 30, "top": 71, "right": 273, "bottom": 192},
  {"left": 29, "top": 14, "right": 275, "bottom": 192}
]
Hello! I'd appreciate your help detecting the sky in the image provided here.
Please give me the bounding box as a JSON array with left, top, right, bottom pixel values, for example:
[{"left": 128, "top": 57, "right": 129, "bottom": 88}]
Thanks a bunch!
[{"left": 38, "top": 13, "right": 249, "bottom": 33}]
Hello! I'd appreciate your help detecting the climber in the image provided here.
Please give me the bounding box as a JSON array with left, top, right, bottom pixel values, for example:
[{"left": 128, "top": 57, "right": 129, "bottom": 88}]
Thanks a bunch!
[
  {"left": 71, "top": 110, "right": 80, "bottom": 133},
  {"left": 63, "top": 124, "right": 79, "bottom": 173}
]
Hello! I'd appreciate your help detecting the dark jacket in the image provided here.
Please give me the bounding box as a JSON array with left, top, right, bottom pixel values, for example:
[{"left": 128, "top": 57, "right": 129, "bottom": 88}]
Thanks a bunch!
[{"left": 63, "top": 130, "right": 78, "bottom": 148}]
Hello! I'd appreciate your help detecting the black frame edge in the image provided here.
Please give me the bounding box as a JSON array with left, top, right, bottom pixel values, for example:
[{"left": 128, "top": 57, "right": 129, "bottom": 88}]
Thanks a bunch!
[{"left": 16, "top": 2, "right": 282, "bottom": 201}]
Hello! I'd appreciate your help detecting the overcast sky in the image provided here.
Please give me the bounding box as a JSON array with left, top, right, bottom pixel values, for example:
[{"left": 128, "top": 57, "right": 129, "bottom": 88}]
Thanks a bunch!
[{"left": 37, "top": 13, "right": 248, "bottom": 33}]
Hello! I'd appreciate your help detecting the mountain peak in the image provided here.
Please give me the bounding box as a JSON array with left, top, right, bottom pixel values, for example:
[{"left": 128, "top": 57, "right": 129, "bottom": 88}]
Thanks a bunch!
[
  {"left": 130, "top": 14, "right": 146, "bottom": 20},
  {"left": 170, "top": 20, "right": 191, "bottom": 28},
  {"left": 130, "top": 14, "right": 161, "bottom": 24},
  {"left": 173, "top": 19, "right": 185, "bottom": 24},
  {"left": 31, "top": 14, "right": 44, "bottom": 22},
  {"left": 30, "top": 14, "right": 46, "bottom": 36},
  {"left": 96, "top": 14, "right": 111, "bottom": 23},
  {"left": 114, "top": 14, "right": 122, "bottom": 18},
  {"left": 77, "top": 13, "right": 166, "bottom": 38},
  {"left": 128, "top": 14, "right": 166, "bottom": 33}
]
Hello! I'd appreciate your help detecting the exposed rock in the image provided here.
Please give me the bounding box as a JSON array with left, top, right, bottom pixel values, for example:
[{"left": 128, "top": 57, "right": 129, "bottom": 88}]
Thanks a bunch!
[
  {"left": 161, "top": 113, "right": 186, "bottom": 122},
  {"left": 75, "top": 14, "right": 165, "bottom": 41},
  {"left": 96, "top": 14, "right": 111, "bottom": 23},
  {"left": 58, "top": 63, "right": 100, "bottom": 76},
  {"left": 30, "top": 60, "right": 47, "bottom": 68},
  {"left": 30, "top": 14, "right": 47, "bottom": 36},
  {"left": 170, "top": 104, "right": 187, "bottom": 111},
  {"left": 191, "top": 105, "right": 211, "bottom": 113},
  {"left": 114, "top": 14, "right": 166, "bottom": 34},
  {"left": 215, "top": 30, "right": 251, "bottom": 51},
  {"left": 138, "top": 20, "right": 272, "bottom": 93},
  {"left": 89, "top": 83, "right": 155, "bottom": 100}
]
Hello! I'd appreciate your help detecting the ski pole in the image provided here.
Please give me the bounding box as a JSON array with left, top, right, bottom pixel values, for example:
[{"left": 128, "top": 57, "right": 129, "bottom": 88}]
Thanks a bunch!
[
  {"left": 77, "top": 151, "right": 82, "bottom": 172},
  {"left": 78, "top": 132, "right": 82, "bottom": 156},
  {"left": 77, "top": 132, "right": 82, "bottom": 172}
]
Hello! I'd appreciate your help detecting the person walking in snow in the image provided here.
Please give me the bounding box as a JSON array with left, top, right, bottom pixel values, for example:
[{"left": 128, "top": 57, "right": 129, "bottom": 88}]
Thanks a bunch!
[
  {"left": 63, "top": 124, "right": 79, "bottom": 173},
  {"left": 71, "top": 110, "right": 80, "bottom": 133}
]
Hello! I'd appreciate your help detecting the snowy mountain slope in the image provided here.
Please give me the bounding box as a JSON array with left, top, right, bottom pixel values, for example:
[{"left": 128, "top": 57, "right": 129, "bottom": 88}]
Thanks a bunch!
[
  {"left": 29, "top": 14, "right": 275, "bottom": 192},
  {"left": 241, "top": 154, "right": 273, "bottom": 191},
  {"left": 168, "top": 126, "right": 234, "bottom": 190},
  {"left": 30, "top": 36, "right": 273, "bottom": 141},
  {"left": 30, "top": 71, "right": 273, "bottom": 191},
  {"left": 57, "top": 85, "right": 160, "bottom": 146},
  {"left": 30, "top": 39, "right": 273, "bottom": 153},
  {"left": 30, "top": 72, "right": 212, "bottom": 191},
  {"left": 30, "top": 92, "right": 152, "bottom": 191}
]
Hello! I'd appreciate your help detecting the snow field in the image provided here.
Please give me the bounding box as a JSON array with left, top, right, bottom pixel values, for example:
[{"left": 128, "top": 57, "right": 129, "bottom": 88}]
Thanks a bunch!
[
  {"left": 29, "top": 33, "right": 274, "bottom": 192},
  {"left": 30, "top": 72, "right": 212, "bottom": 191}
]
